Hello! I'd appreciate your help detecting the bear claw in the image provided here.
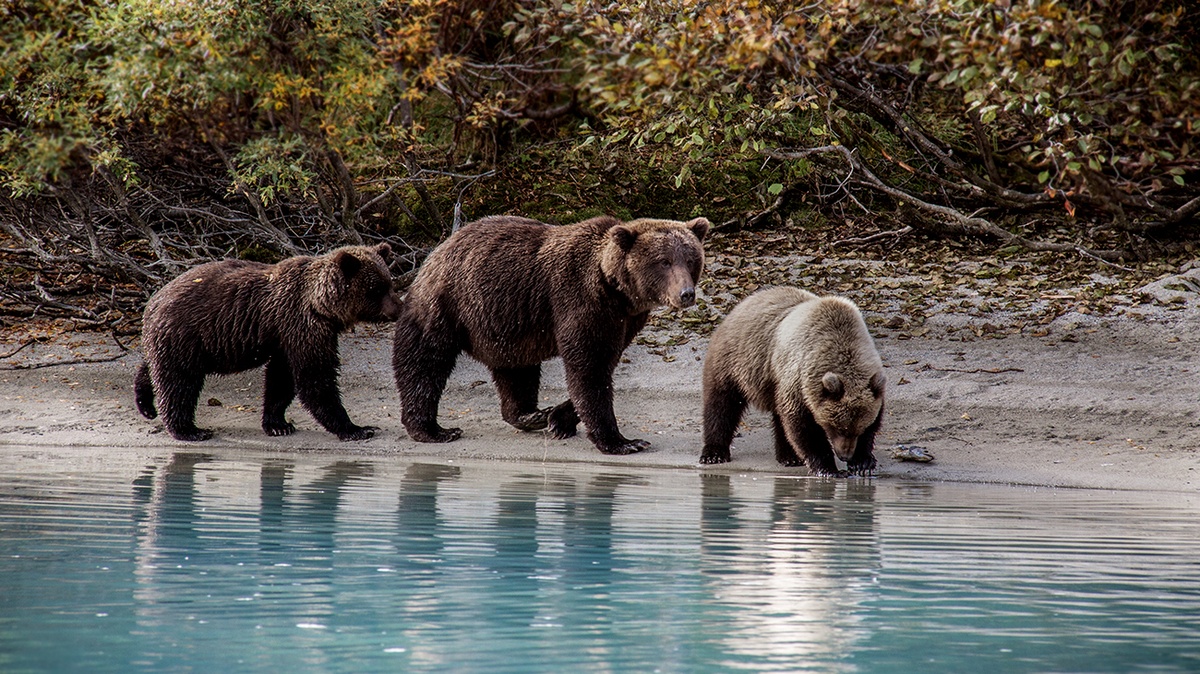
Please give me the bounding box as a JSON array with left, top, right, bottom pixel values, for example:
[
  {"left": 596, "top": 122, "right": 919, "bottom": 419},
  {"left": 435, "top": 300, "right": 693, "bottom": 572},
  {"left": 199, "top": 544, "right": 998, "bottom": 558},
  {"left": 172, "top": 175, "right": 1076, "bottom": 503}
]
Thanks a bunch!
[
  {"left": 171, "top": 427, "right": 214, "bottom": 442},
  {"left": 409, "top": 426, "right": 462, "bottom": 443},
  {"left": 599, "top": 438, "right": 650, "bottom": 455},
  {"left": 510, "top": 409, "right": 551, "bottom": 432},
  {"left": 338, "top": 425, "right": 379, "bottom": 441},
  {"left": 846, "top": 463, "right": 876, "bottom": 477},
  {"left": 263, "top": 421, "right": 296, "bottom": 437},
  {"left": 547, "top": 402, "right": 580, "bottom": 439}
]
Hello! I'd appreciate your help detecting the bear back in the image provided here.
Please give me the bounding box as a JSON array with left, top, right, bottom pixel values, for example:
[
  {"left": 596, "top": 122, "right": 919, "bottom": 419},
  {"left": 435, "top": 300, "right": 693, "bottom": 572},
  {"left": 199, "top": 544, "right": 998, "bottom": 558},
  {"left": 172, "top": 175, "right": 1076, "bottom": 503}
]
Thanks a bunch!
[{"left": 142, "top": 243, "right": 400, "bottom": 369}]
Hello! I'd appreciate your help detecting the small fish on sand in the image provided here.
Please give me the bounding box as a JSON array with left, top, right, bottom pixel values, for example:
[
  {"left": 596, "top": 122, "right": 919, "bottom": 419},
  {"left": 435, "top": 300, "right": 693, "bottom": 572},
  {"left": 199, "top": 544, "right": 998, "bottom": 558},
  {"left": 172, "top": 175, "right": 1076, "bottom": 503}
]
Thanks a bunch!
[{"left": 891, "top": 444, "right": 935, "bottom": 463}]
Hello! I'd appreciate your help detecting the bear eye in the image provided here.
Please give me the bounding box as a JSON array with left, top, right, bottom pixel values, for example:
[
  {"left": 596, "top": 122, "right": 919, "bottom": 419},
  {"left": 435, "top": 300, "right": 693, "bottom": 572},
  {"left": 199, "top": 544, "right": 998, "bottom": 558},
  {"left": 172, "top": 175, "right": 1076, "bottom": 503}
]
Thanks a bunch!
[{"left": 659, "top": 259, "right": 672, "bottom": 267}]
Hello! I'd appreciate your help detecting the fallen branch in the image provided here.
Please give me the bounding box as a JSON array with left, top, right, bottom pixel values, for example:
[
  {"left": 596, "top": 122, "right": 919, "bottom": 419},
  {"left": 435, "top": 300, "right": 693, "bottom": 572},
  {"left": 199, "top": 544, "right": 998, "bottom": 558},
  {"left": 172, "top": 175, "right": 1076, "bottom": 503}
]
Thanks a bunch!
[
  {"left": 831, "top": 225, "right": 913, "bottom": 248},
  {"left": 920, "top": 364, "right": 1025, "bottom": 374},
  {"left": 765, "top": 145, "right": 1134, "bottom": 262},
  {"left": 0, "top": 352, "right": 127, "bottom": 371},
  {"left": 0, "top": 339, "right": 41, "bottom": 360}
]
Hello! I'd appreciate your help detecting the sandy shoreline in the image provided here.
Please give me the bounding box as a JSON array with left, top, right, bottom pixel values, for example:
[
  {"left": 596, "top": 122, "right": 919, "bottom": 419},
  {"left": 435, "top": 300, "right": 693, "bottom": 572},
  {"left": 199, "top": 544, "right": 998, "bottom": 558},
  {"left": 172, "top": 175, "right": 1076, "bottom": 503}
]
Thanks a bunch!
[{"left": 2, "top": 301, "right": 1197, "bottom": 495}]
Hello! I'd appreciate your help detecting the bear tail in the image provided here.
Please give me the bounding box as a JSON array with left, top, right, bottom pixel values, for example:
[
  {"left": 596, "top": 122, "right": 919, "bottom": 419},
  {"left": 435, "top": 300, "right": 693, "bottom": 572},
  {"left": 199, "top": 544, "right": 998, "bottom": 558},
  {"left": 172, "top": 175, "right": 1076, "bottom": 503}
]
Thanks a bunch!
[{"left": 134, "top": 362, "right": 157, "bottom": 419}]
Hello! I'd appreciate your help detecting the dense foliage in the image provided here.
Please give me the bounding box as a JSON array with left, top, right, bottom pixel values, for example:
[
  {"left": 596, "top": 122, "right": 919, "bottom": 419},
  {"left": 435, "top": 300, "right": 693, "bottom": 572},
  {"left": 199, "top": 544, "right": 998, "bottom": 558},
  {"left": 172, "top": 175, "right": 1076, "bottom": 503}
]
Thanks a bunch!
[{"left": 2, "top": 0, "right": 1198, "bottom": 327}]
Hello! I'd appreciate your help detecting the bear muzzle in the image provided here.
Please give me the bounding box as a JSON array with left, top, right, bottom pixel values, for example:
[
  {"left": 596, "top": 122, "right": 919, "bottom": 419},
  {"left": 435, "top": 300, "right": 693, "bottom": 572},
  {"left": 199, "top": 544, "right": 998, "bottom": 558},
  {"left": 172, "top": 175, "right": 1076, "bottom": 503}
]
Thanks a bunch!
[
  {"left": 677, "top": 286, "right": 696, "bottom": 307},
  {"left": 827, "top": 433, "right": 858, "bottom": 461},
  {"left": 375, "top": 294, "right": 403, "bottom": 322}
]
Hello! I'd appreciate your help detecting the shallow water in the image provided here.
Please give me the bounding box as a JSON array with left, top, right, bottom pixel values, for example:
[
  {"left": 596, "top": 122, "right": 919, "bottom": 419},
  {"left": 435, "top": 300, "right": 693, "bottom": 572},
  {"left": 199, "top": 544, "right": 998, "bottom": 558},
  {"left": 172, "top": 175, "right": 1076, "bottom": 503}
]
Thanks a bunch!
[{"left": 1, "top": 448, "right": 1198, "bottom": 673}]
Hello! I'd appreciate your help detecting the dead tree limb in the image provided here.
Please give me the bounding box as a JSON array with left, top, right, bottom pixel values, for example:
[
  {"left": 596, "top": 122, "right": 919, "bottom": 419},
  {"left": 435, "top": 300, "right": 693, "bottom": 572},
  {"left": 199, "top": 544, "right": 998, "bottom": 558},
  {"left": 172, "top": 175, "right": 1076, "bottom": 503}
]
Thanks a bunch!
[{"left": 766, "top": 145, "right": 1135, "bottom": 263}]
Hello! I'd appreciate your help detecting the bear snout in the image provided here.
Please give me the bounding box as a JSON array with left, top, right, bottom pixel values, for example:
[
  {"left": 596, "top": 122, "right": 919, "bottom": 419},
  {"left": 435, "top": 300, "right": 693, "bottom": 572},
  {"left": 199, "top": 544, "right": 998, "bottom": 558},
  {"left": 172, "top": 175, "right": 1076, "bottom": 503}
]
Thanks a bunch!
[
  {"left": 828, "top": 433, "right": 858, "bottom": 461},
  {"left": 678, "top": 286, "right": 696, "bottom": 307},
  {"left": 378, "top": 294, "right": 403, "bottom": 322}
]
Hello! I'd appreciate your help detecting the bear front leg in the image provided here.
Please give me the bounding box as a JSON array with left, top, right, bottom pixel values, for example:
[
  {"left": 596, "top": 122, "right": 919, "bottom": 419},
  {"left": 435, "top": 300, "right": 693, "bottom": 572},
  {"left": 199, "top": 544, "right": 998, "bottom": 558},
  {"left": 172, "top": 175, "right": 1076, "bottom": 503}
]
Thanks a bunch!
[
  {"left": 699, "top": 377, "right": 747, "bottom": 464},
  {"left": 846, "top": 405, "right": 883, "bottom": 476},
  {"left": 771, "top": 413, "right": 803, "bottom": 467},
  {"left": 291, "top": 349, "right": 377, "bottom": 441},
  {"left": 492, "top": 365, "right": 552, "bottom": 431},
  {"left": 392, "top": 314, "right": 462, "bottom": 443},
  {"left": 262, "top": 355, "right": 296, "bottom": 437},
  {"left": 560, "top": 335, "right": 648, "bottom": 455},
  {"left": 778, "top": 406, "right": 843, "bottom": 476},
  {"left": 154, "top": 366, "right": 213, "bottom": 442}
]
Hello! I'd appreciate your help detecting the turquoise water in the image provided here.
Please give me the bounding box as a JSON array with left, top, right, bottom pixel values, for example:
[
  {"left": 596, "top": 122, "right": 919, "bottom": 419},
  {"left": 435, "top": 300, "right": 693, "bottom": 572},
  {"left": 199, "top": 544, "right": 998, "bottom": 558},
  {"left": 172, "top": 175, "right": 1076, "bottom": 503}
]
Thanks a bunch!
[{"left": 2, "top": 449, "right": 1199, "bottom": 673}]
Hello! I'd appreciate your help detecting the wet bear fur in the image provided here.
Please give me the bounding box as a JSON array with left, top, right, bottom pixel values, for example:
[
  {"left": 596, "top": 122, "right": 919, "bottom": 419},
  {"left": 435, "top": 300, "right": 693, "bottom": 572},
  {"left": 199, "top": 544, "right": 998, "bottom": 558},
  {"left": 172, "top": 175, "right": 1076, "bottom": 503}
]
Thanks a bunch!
[
  {"left": 134, "top": 243, "right": 402, "bottom": 441},
  {"left": 700, "top": 286, "right": 885, "bottom": 476},
  {"left": 392, "top": 214, "right": 709, "bottom": 455}
]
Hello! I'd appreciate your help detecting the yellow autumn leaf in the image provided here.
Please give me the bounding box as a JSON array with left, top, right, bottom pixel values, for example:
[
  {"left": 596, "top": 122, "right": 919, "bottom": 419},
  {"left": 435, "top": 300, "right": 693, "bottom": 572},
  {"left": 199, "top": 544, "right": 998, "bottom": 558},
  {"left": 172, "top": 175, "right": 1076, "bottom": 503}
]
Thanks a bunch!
[{"left": 1044, "top": 58, "right": 1063, "bottom": 68}]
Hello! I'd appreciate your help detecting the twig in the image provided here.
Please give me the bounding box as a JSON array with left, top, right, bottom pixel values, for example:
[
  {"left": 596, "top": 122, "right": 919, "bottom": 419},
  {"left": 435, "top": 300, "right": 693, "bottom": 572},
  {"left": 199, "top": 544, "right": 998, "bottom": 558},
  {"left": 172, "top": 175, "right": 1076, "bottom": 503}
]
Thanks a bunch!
[
  {"left": 832, "top": 225, "right": 913, "bottom": 248},
  {"left": 0, "top": 339, "right": 40, "bottom": 360},
  {"left": 765, "top": 145, "right": 1133, "bottom": 262},
  {"left": 920, "top": 365, "right": 1024, "bottom": 374},
  {"left": 0, "top": 352, "right": 126, "bottom": 371}
]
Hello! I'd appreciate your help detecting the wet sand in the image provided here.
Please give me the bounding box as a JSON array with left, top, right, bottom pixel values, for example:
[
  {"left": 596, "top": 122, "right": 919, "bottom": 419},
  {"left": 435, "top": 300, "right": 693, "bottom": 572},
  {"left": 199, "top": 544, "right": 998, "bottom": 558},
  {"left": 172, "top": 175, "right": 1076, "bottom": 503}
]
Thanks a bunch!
[{"left": 2, "top": 306, "right": 1196, "bottom": 494}]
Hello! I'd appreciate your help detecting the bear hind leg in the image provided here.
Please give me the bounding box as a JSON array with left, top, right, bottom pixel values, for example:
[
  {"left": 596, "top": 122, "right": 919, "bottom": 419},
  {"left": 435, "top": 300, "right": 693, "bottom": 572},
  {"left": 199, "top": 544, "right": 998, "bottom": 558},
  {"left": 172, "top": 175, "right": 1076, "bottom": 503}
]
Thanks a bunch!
[
  {"left": 771, "top": 413, "right": 803, "bottom": 467},
  {"left": 547, "top": 400, "right": 579, "bottom": 439},
  {"left": 157, "top": 371, "right": 213, "bottom": 442},
  {"left": 262, "top": 355, "right": 297, "bottom": 437},
  {"left": 492, "top": 365, "right": 552, "bottom": 432},
  {"left": 700, "top": 380, "right": 747, "bottom": 464},
  {"left": 135, "top": 362, "right": 157, "bottom": 419}
]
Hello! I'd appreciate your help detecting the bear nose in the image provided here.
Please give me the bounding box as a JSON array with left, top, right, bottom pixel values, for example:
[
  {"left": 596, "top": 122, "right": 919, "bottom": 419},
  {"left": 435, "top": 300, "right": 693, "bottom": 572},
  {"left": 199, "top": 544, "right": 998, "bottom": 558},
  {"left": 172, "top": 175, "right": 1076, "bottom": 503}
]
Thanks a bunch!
[{"left": 679, "top": 287, "right": 696, "bottom": 307}]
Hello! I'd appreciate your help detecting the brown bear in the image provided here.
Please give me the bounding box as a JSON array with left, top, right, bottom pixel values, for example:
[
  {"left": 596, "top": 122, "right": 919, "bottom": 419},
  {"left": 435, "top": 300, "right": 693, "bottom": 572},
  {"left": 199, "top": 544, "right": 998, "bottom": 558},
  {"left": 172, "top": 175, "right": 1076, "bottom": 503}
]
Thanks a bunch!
[
  {"left": 134, "top": 243, "right": 402, "bottom": 441},
  {"left": 392, "top": 214, "right": 709, "bottom": 455},
  {"left": 700, "top": 286, "right": 885, "bottom": 476}
]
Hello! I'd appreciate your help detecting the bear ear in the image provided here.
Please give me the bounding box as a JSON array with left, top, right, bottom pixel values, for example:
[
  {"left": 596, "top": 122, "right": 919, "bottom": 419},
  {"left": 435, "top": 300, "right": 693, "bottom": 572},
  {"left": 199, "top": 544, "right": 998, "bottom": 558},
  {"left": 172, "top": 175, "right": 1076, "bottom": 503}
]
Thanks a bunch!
[
  {"left": 687, "top": 217, "right": 710, "bottom": 242},
  {"left": 374, "top": 242, "right": 393, "bottom": 262},
  {"left": 334, "top": 250, "right": 362, "bottom": 280},
  {"left": 609, "top": 225, "right": 638, "bottom": 252},
  {"left": 869, "top": 371, "right": 886, "bottom": 397},
  {"left": 821, "top": 372, "right": 845, "bottom": 399}
]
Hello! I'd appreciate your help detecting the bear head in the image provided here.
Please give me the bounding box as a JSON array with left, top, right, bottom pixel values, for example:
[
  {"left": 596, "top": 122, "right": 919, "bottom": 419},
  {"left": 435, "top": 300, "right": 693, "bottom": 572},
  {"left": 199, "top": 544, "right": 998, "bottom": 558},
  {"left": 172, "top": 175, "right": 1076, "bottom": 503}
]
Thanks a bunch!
[
  {"left": 601, "top": 217, "right": 709, "bottom": 313},
  {"left": 311, "top": 243, "right": 403, "bottom": 328},
  {"left": 809, "top": 369, "right": 885, "bottom": 461}
]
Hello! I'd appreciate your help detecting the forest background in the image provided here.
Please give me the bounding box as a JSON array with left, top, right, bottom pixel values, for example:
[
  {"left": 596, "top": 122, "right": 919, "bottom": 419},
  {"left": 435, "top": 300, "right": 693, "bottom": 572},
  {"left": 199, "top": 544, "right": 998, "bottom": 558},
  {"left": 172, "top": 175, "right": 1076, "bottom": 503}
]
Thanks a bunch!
[{"left": 2, "top": 0, "right": 1198, "bottom": 342}]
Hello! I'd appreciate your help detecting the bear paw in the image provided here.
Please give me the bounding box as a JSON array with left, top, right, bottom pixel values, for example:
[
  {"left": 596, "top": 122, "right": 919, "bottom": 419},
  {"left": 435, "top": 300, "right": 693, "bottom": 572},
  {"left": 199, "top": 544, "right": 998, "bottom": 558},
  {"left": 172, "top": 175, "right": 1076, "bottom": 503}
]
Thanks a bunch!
[
  {"left": 699, "top": 447, "right": 732, "bottom": 464},
  {"left": 599, "top": 438, "right": 651, "bottom": 455},
  {"left": 263, "top": 420, "right": 296, "bottom": 437},
  {"left": 337, "top": 425, "right": 379, "bottom": 441},
  {"left": 846, "top": 457, "right": 877, "bottom": 477},
  {"left": 547, "top": 402, "right": 580, "bottom": 439},
  {"left": 409, "top": 426, "right": 463, "bottom": 443},
  {"left": 510, "top": 409, "right": 551, "bottom": 432},
  {"left": 171, "top": 427, "right": 214, "bottom": 442}
]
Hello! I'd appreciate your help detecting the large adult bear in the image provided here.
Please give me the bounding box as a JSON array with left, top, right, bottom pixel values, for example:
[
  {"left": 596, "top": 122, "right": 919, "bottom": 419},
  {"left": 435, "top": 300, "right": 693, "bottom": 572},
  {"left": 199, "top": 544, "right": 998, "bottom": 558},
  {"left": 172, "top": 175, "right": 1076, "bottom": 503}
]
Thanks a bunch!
[
  {"left": 393, "top": 214, "right": 709, "bottom": 455},
  {"left": 700, "top": 286, "right": 885, "bottom": 476},
  {"left": 135, "top": 243, "right": 402, "bottom": 441}
]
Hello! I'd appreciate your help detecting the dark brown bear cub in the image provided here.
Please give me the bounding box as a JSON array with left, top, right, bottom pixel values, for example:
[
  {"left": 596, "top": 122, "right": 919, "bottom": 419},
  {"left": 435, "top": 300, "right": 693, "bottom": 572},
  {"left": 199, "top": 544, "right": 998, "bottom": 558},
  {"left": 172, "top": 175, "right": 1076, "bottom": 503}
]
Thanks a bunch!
[
  {"left": 135, "top": 243, "right": 401, "bottom": 441},
  {"left": 700, "top": 286, "right": 885, "bottom": 476},
  {"left": 393, "top": 214, "right": 708, "bottom": 455}
]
